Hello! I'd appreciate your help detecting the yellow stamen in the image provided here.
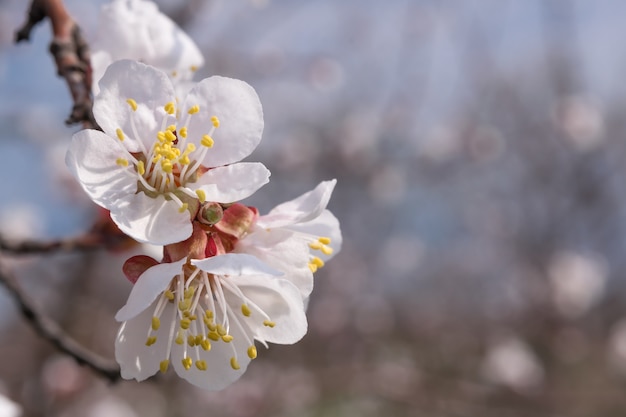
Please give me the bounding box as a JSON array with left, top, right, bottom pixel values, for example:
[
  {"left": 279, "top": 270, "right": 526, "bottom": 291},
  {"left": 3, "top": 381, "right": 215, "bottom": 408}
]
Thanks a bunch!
[
  {"left": 179, "top": 127, "right": 188, "bottom": 138},
  {"left": 247, "top": 346, "right": 257, "bottom": 359},
  {"left": 161, "top": 161, "right": 173, "bottom": 173},
  {"left": 188, "top": 105, "right": 200, "bottom": 115},
  {"left": 196, "top": 360, "right": 207, "bottom": 371},
  {"left": 312, "top": 257, "right": 325, "bottom": 268},
  {"left": 126, "top": 98, "right": 137, "bottom": 111},
  {"left": 164, "top": 102, "right": 175, "bottom": 115},
  {"left": 180, "top": 318, "right": 191, "bottom": 330},
  {"left": 221, "top": 335, "right": 234, "bottom": 343},
  {"left": 190, "top": 65, "right": 199, "bottom": 72},
  {"left": 116, "top": 128, "right": 124, "bottom": 141},
  {"left": 145, "top": 336, "right": 157, "bottom": 346},
  {"left": 178, "top": 203, "right": 189, "bottom": 213},
  {"left": 309, "top": 242, "right": 323, "bottom": 250},
  {"left": 211, "top": 116, "right": 220, "bottom": 128},
  {"left": 164, "top": 130, "right": 176, "bottom": 142},
  {"left": 321, "top": 246, "right": 334, "bottom": 256},
  {"left": 167, "top": 124, "right": 176, "bottom": 132},
  {"left": 187, "top": 335, "right": 196, "bottom": 346},
  {"left": 165, "top": 290, "right": 175, "bottom": 301},
  {"left": 200, "top": 339, "right": 211, "bottom": 351},
  {"left": 201, "top": 134, "right": 214, "bottom": 148},
  {"left": 159, "top": 360, "right": 169, "bottom": 373},
  {"left": 195, "top": 189, "right": 206, "bottom": 203},
  {"left": 308, "top": 263, "right": 318, "bottom": 273},
  {"left": 175, "top": 335, "right": 184, "bottom": 345},
  {"left": 263, "top": 320, "right": 276, "bottom": 328},
  {"left": 116, "top": 158, "right": 129, "bottom": 167},
  {"left": 241, "top": 304, "right": 251, "bottom": 317},
  {"left": 132, "top": 161, "right": 144, "bottom": 177},
  {"left": 216, "top": 324, "right": 227, "bottom": 336},
  {"left": 208, "top": 331, "right": 220, "bottom": 341},
  {"left": 182, "top": 357, "right": 192, "bottom": 370},
  {"left": 230, "top": 357, "right": 240, "bottom": 370},
  {"left": 318, "top": 237, "right": 332, "bottom": 245},
  {"left": 151, "top": 317, "right": 160, "bottom": 330},
  {"left": 205, "top": 310, "right": 214, "bottom": 319}
]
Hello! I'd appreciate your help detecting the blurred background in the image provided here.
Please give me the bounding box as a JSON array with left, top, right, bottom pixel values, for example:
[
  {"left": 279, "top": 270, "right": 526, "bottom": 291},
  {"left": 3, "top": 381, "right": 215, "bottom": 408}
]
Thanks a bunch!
[{"left": 1, "top": 0, "right": 626, "bottom": 416}]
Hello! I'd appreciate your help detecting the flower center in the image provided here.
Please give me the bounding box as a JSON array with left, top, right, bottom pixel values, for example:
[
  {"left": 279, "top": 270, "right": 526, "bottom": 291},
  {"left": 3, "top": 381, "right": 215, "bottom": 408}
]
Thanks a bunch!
[
  {"left": 115, "top": 99, "right": 220, "bottom": 213},
  {"left": 145, "top": 265, "right": 275, "bottom": 374}
]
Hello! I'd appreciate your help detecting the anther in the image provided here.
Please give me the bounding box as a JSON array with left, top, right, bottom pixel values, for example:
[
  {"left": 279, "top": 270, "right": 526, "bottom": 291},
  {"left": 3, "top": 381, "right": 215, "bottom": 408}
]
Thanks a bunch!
[
  {"left": 188, "top": 105, "right": 200, "bottom": 115},
  {"left": 116, "top": 158, "right": 129, "bottom": 167},
  {"left": 321, "top": 246, "right": 334, "bottom": 255},
  {"left": 182, "top": 357, "right": 192, "bottom": 370},
  {"left": 263, "top": 320, "right": 276, "bottom": 328},
  {"left": 164, "top": 102, "right": 175, "bottom": 115},
  {"left": 190, "top": 65, "right": 199, "bottom": 72},
  {"left": 180, "top": 318, "right": 191, "bottom": 330},
  {"left": 116, "top": 128, "right": 124, "bottom": 141},
  {"left": 308, "top": 263, "right": 318, "bottom": 273},
  {"left": 175, "top": 334, "right": 184, "bottom": 345},
  {"left": 187, "top": 335, "right": 196, "bottom": 346},
  {"left": 221, "top": 335, "right": 234, "bottom": 343},
  {"left": 241, "top": 304, "right": 251, "bottom": 317},
  {"left": 216, "top": 324, "right": 227, "bottom": 336},
  {"left": 145, "top": 336, "right": 157, "bottom": 346},
  {"left": 196, "top": 189, "right": 206, "bottom": 203},
  {"left": 196, "top": 360, "right": 207, "bottom": 371},
  {"left": 200, "top": 339, "right": 211, "bottom": 351},
  {"left": 178, "top": 203, "right": 189, "bottom": 213},
  {"left": 159, "top": 360, "right": 169, "bottom": 373},
  {"left": 201, "top": 134, "right": 214, "bottom": 148},
  {"left": 151, "top": 316, "right": 161, "bottom": 330},
  {"left": 247, "top": 346, "right": 257, "bottom": 359},
  {"left": 309, "top": 242, "right": 323, "bottom": 250},
  {"left": 167, "top": 125, "right": 176, "bottom": 132},
  {"left": 136, "top": 160, "right": 145, "bottom": 175},
  {"left": 312, "top": 257, "right": 325, "bottom": 268},
  {"left": 211, "top": 116, "right": 220, "bottom": 128},
  {"left": 230, "top": 357, "right": 240, "bottom": 370},
  {"left": 208, "top": 331, "right": 220, "bottom": 341},
  {"left": 126, "top": 98, "right": 137, "bottom": 111},
  {"left": 319, "top": 237, "right": 332, "bottom": 245},
  {"left": 165, "top": 290, "right": 175, "bottom": 301},
  {"left": 179, "top": 127, "right": 188, "bottom": 138}
]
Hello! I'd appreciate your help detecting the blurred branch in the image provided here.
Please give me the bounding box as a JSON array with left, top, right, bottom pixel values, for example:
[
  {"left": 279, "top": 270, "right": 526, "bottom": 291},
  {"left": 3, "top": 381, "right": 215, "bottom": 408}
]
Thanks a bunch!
[
  {"left": 15, "top": 0, "right": 99, "bottom": 129},
  {"left": 0, "top": 257, "right": 120, "bottom": 382},
  {"left": 0, "top": 234, "right": 102, "bottom": 254}
]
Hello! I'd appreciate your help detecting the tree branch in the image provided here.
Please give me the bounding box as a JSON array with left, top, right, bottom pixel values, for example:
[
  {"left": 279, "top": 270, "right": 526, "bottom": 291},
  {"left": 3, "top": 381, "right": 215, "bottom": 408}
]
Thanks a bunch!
[
  {"left": 0, "top": 257, "right": 120, "bottom": 382},
  {"left": 15, "top": 0, "right": 99, "bottom": 129}
]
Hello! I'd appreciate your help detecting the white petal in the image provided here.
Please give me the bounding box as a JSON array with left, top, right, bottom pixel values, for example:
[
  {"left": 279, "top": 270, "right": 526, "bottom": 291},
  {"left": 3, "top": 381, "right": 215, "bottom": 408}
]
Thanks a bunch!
[
  {"left": 182, "top": 76, "right": 263, "bottom": 167},
  {"left": 115, "top": 302, "right": 171, "bottom": 381},
  {"left": 171, "top": 313, "right": 251, "bottom": 390},
  {"left": 193, "top": 163, "right": 270, "bottom": 204},
  {"left": 257, "top": 179, "right": 337, "bottom": 229},
  {"left": 94, "top": 60, "right": 175, "bottom": 152},
  {"left": 229, "top": 275, "right": 307, "bottom": 344},
  {"left": 65, "top": 129, "right": 137, "bottom": 209},
  {"left": 192, "top": 254, "right": 282, "bottom": 277},
  {"left": 109, "top": 193, "right": 193, "bottom": 245},
  {"left": 90, "top": 50, "right": 112, "bottom": 96},
  {"left": 236, "top": 229, "right": 314, "bottom": 298},
  {"left": 145, "top": 11, "right": 204, "bottom": 75},
  {"left": 288, "top": 210, "right": 342, "bottom": 262},
  {"left": 116, "top": 258, "right": 185, "bottom": 321}
]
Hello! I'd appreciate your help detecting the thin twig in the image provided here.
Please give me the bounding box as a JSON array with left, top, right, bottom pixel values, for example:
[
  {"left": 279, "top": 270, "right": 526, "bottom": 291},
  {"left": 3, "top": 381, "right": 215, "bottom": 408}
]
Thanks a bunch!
[
  {"left": 15, "top": 0, "right": 99, "bottom": 129},
  {"left": 0, "top": 258, "right": 120, "bottom": 382},
  {"left": 0, "top": 234, "right": 102, "bottom": 254}
]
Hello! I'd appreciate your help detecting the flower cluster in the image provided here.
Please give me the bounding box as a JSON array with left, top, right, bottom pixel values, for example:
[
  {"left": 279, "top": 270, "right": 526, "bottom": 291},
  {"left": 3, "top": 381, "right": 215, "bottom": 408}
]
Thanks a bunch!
[{"left": 66, "top": 59, "right": 341, "bottom": 390}]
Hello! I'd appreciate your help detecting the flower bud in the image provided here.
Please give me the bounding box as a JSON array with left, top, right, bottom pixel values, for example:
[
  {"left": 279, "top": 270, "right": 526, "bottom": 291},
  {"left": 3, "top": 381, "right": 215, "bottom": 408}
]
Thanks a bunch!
[{"left": 198, "top": 202, "right": 224, "bottom": 225}]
